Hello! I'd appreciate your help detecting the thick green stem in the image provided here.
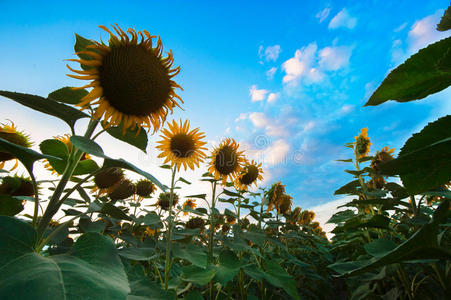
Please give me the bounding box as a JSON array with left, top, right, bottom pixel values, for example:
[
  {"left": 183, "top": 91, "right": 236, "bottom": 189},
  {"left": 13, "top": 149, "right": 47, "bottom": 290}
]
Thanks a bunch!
[
  {"left": 208, "top": 181, "right": 217, "bottom": 262},
  {"left": 29, "top": 172, "right": 39, "bottom": 227},
  {"left": 164, "top": 166, "right": 177, "bottom": 290},
  {"left": 35, "top": 119, "right": 98, "bottom": 245}
]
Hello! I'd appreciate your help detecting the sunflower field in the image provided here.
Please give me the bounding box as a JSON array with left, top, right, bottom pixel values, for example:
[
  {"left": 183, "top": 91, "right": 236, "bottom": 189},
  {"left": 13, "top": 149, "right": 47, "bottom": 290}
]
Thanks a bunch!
[{"left": 0, "top": 6, "right": 450, "bottom": 300}]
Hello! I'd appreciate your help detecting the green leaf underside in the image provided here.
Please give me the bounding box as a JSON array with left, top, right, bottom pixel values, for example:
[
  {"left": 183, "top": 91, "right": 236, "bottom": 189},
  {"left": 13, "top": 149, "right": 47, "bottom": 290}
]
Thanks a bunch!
[
  {"left": 0, "top": 216, "right": 130, "bottom": 299},
  {"left": 365, "top": 37, "right": 451, "bottom": 106},
  {"left": 379, "top": 115, "right": 451, "bottom": 194},
  {"left": 0, "top": 90, "right": 89, "bottom": 129},
  {"left": 437, "top": 5, "right": 451, "bottom": 31},
  {"left": 48, "top": 87, "right": 88, "bottom": 105},
  {"left": 104, "top": 122, "right": 148, "bottom": 153}
]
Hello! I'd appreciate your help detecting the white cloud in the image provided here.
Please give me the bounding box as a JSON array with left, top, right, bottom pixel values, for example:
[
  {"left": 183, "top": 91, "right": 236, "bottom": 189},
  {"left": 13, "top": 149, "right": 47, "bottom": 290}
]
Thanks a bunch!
[
  {"left": 267, "top": 92, "right": 279, "bottom": 103},
  {"left": 249, "top": 85, "right": 268, "bottom": 102},
  {"left": 249, "top": 112, "right": 269, "bottom": 128},
  {"left": 340, "top": 104, "right": 354, "bottom": 114},
  {"left": 266, "top": 67, "right": 277, "bottom": 80},
  {"left": 304, "top": 121, "right": 315, "bottom": 132},
  {"left": 394, "top": 22, "right": 407, "bottom": 32},
  {"left": 282, "top": 42, "right": 352, "bottom": 86},
  {"left": 282, "top": 43, "right": 317, "bottom": 85},
  {"left": 328, "top": 8, "right": 357, "bottom": 30},
  {"left": 235, "top": 113, "right": 248, "bottom": 122},
  {"left": 248, "top": 112, "right": 288, "bottom": 137},
  {"left": 408, "top": 10, "right": 448, "bottom": 53},
  {"left": 263, "top": 139, "right": 290, "bottom": 165},
  {"left": 316, "top": 7, "right": 331, "bottom": 23},
  {"left": 318, "top": 46, "right": 352, "bottom": 71}
]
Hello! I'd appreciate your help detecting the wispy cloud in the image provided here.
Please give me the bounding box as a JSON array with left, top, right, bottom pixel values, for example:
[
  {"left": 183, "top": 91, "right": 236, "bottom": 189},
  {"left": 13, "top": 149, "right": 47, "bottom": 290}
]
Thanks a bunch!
[
  {"left": 316, "top": 7, "right": 331, "bottom": 23},
  {"left": 319, "top": 46, "right": 353, "bottom": 71},
  {"left": 259, "top": 45, "right": 282, "bottom": 62},
  {"left": 267, "top": 92, "right": 279, "bottom": 103},
  {"left": 266, "top": 67, "right": 277, "bottom": 80},
  {"left": 249, "top": 85, "right": 269, "bottom": 102},
  {"left": 328, "top": 8, "right": 357, "bottom": 30}
]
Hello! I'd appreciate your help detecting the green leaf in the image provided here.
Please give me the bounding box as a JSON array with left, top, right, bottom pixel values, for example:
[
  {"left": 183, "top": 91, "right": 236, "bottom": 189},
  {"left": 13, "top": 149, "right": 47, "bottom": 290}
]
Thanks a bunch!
[
  {"left": 326, "top": 210, "right": 356, "bottom": 224},
  {"left": 334, "top": 180, "right": 361, "bottom": 195},
  {"left": 0, "top": 137, "right": 61, "bottom": 172},
  {"left": 48, "top": 87, "right": 88, "bottom": 105},
  {"left": 183, "top": 290, "right": 203, "bottom": 300},
  {"left": 384, "top": 182, "right": 409, "bottom": 199},
  {"left": 74, "top": 34, "right": 97, "bottom": 71},
  {"left": 437, "top": 5, "right": 451, "bottom": 31},
  {"left": 105, "top": 122, "right": 148, "bottom": 153},
  {"left": 178, "top": 177, "right": 191, "bottom": 185},
  {"left": 337, "top": 200, "right": 451, "bottom": 277},
  {"left": 128, "top": 279, "right": 176, "bottom": 300},
  {"left": 214, "top": 250, "right": 241, "bottom": 286},
  {"left": 135, "top": 212, "right": 162, "bottom": 227},
  {"left": 0, "top": 90, "right": 89, "bottom": 129},
  {"left": 118, "top": 247, "right": 156, "bottom": 261},
  {"left": 358, "top": 215, "right": 390, "bottom": 230},
  {"left": 364, "top": 239, "right": 398, "bottom": 257},
  {"left": 379, "top": 116, "right": 451, "bottom": 194},
  {"left": 263, "top": 260, "right": 300, "bottom": 300},
  {"left": 70, "top": 135, "right": 105, "bottom": 157},
  {"left": 101, "top": 202, "right": 132, "bottom": 221},
  {"left": 0, "top": 194, "right": 24, "bottom": 216},
  {"left": 173, "top": 243, "right": 207, "bottom": 268},
  {"left": 181, "top": 265, "right": 216, "bottom": 286},
  {"left": 336, "top": 158, "right": 353, "bottom": 162},
  {"left": 365, "top": 37, "right": 451, "bottom": 106},
  {"left": 222, "top": 189, "right": 243, "bottom": 197},
  {"left": 0, "top": 216, "right": 130, "bottom": 299}
]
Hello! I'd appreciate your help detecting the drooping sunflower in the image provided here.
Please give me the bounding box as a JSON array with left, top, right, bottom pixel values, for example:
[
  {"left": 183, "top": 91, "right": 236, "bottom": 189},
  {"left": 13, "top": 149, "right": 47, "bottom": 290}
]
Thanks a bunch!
[
  {"left": 185, "top": 217, "right": 205, "bottom": 233},
  {"left": 182, "top": 199, "right": 196, "bottom": 215},
  {"left": 44, "top": 134, "right": 91, "bottom": 175},
  {"left": 235, "top": 160, "right": 263, "bottom": 191},
  {"left": 354, "top": 128, "right": 372, "bottom": 159},
  {"left": 208, "top": 138, "right": 245, "bottom": 185},
  {"left": 277, "top": 194, "right": 293, "bottom": 215},
  {"left": 0, "top": 121, "right": 32, "bottom": 171},
  {"left": 0, "top": 175, "right": 35, "bottom": 197},
  {"left": 156, "top": 192, "right": 179, "bottom": 210},
  {"left": 371, "top": 146, "right": 395, "bottom": 171},
  {"left": 156, "top": 120, "right": 207, "bottom": 171},
  {"left": 67, "top": 24, "right": 183, "bottom": 133},
  {"left": 108, "top": 179, "right": 136, "bottom": 201},
  {"left": 266, "top": 182, "right": 286, "bottom": 212},
  {"left": 225, "top": 214, "right": 237, "bottom": 225}
]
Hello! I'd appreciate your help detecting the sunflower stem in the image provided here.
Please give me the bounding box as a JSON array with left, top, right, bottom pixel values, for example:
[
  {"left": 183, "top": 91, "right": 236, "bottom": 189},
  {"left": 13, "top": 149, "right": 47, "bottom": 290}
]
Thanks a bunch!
[
  {"left": 35, "top": 118, "right": 98, "bottom": 247},
  {"left": 29, "top": 171, "right": 39, "bottom": 228},
  {"left": 164, "top": 166, "right": 177, "bottom": 290},
  {"left": 208, "top": 180, "right": 218, "bottom": 262}
]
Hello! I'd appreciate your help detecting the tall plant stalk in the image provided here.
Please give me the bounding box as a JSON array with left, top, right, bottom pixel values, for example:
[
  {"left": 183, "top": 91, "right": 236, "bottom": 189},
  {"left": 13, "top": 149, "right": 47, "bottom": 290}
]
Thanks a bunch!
[{"left": 164, "top": 166, "right": 177, "bottom": 290}]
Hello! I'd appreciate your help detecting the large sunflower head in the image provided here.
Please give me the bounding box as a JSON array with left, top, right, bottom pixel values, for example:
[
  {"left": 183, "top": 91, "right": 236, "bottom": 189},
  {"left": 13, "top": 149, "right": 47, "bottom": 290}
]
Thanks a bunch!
[
  {"left": 94, "top": 167, "right": 124, "bottom": 189},
  {"left": 156, "top": 120, "right": 207, "bottom": 171},
  {"left": 185, "top": 217, "right": 205, "bottom": 233},
  {"left": 208, "top": 138, "right": 245, "bottom": 185},
  {"left": 354, "top": 128, "right": 372, "bottom": 159},
  {"left": 182, "top": 199, "right": 196, "bottom": 215},
  {"left": 277, "top": 194, "right": 293, "bottom": 215},
  {"left": 44, "top": 134, "right": 91, "bottom": 175},
  {"left": 235, "top": 160, "right": 263, "bottom": 191},
  {"left": 67, "top": 24, "right": 183, "bottom": 133},
  {"left": 0, "top": 121, "right": 32, "bottom": 171}
]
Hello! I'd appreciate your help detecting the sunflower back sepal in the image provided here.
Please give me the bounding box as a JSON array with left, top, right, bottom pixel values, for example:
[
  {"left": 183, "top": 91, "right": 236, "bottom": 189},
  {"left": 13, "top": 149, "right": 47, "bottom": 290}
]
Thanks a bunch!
[
  {"left": 74, "top": 34, "right": 97, "bottom": 71},
  {"left": 0, "top": 90, "right": 89, "bottom": 129}
]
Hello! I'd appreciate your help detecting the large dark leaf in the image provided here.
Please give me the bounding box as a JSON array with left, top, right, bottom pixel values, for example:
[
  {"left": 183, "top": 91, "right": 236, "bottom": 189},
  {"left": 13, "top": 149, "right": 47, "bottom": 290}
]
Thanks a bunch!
[
  {"left": 437, "top": 5, "right": 451, "bottom": 31},
  {"left": 0, "top": 216, "right": 130, "bottom": 299},
  {"left": 334, "top": 180, "right": 361, "bottom": 195},
  {"left": 213, "top": 249, "right": 241, "bottom": 286},
  {"left": 105, "top": 122, "right": 148, "bottom": 153},
  {"left": 0, "top": 91, "right": 89, "bottom": 129},
  {"left": 379, "top": 115, "right": 451, "bottom": 194},
  {"left": 0, "top": 194, "right": 24, "bottom": 216},
  {"left": 365, "top": 37, "right": 451, "bottom": 106},
  {"left": 48, "top": 87, "right": 88, "bottom": 105}
]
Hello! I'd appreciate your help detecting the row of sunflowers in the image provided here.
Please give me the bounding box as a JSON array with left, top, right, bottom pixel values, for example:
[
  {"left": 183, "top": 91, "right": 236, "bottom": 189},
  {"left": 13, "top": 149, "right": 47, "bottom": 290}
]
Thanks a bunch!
[{"left": 1, "top": 6, "right": 450, "bottom": 298}]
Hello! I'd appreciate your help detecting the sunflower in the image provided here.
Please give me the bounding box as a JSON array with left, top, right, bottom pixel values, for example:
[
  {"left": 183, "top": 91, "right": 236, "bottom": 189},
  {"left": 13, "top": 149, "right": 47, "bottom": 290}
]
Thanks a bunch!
[
  {"left": 354, "top": 128, "right": 372, "bottom": 159},
  {"left": 135, "top": 179, "right": 156, "bottom": 198},
  {"left": 277, "top": 194, "right": 293, "bottom": 215},
  {"left": 208, "top": 138, "right": 245, "bottom": 185},
  {"left": 156, "top": 120, "right": 207, "bottom": 171},
  {"left": 44, "top": 134, "right": 91, "bottom": 175},
  {"left": 67, "top": 24, "right": 183, "bottom": 133},
  {"left": 0, "top": 121, "right": 32, "bottom": 171},
  {"left": 0, "top": 175, "right": 35, "bottom": 197},
  {"left": 225, "top": 214, "right": 236, "bottom": 225},
  {"left": 371, "top": 146, "right": 395, "bottom": 171},
  {"left": 108, "top": 179, "right": 135, "bottom": 201},
  {"left": 235, "top": 160, "right": 263, "bottom": 191},
  {"left": 93, "top": 167, "right": 124, "bottom": 192},
  {"left": 266, "top": 182, "right": 286, "bottom": 212},
  {"left": 156, "top": 192, "right": 179, "bottom": 210},
  {"left": 182, "top": 199, "right": 196, "bottom": 215},
  {"left": 185, "top": 217, "right": 205, "bottom": 233}
]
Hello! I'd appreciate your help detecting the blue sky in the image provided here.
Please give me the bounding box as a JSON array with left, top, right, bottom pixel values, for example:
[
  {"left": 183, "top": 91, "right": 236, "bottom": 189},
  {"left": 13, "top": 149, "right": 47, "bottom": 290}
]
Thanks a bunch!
[{"left": 1, "top": 0, "right": 450, "bottom": 215}]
